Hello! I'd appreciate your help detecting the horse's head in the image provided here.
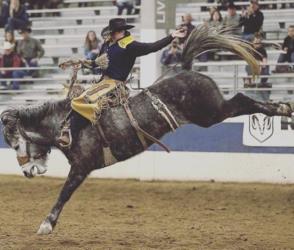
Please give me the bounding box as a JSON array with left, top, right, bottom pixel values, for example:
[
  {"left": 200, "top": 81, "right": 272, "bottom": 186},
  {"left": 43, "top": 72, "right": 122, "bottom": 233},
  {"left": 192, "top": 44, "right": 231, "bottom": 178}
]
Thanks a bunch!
[{"left": 1, "top": 109, "right": 51, "bottom": 178}]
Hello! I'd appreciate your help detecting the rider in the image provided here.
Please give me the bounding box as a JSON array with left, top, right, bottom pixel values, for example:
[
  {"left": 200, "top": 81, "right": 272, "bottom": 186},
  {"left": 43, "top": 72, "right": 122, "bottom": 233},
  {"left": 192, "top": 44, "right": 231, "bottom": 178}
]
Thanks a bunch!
[{"left": 58, "top": 18, "right": 187, "bottom": 147}]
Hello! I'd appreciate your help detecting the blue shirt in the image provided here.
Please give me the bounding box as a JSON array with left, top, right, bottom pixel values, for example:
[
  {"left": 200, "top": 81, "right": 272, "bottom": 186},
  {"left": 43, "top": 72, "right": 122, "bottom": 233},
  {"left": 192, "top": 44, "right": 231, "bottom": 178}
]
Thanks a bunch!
[{"left": 99, "top": 33, "right": 174, "bottom": 81}]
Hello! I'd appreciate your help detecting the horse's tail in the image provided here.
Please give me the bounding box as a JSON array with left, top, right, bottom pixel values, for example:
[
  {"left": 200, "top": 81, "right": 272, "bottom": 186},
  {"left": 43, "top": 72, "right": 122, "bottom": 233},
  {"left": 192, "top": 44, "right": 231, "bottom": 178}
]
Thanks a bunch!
[{"left": 181, "top": 25, "right": 260, "bottom": 76}]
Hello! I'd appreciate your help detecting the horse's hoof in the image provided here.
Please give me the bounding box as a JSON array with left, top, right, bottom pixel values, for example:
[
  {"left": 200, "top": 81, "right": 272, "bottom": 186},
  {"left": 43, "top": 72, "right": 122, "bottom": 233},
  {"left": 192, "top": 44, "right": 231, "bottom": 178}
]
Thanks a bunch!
[
  {"left": 278, "top": 103, "right": 292, "bottom": 115},
  {"left": 288, "top": 102, "right": 294, "bottom": 113},
  {"left": 37, "top": 221, "right": 53, "bottom": 235}
]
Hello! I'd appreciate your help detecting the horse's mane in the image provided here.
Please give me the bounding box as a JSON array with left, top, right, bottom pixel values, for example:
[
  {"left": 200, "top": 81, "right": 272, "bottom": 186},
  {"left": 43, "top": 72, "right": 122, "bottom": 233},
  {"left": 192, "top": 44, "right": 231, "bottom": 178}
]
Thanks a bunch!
[
  {"left": 17, "top": 99, "right": 70, "bottom": 125},
  {"left": 1, "top": 99, "right": 70, "bottom": 141}
]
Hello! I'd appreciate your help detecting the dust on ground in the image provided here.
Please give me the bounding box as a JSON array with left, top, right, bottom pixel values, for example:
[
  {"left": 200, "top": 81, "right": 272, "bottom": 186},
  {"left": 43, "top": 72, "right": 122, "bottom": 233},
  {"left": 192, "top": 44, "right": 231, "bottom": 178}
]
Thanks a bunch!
[{"left": 0, "top": 175, "right": 294, "bottom": 250}]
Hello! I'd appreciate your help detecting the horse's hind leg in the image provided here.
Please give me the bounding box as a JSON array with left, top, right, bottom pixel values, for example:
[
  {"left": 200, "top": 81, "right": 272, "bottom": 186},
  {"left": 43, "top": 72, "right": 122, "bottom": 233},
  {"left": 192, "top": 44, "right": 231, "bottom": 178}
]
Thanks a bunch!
[{"left": 221, "top": 93, "right": 293, "bottom": 119}]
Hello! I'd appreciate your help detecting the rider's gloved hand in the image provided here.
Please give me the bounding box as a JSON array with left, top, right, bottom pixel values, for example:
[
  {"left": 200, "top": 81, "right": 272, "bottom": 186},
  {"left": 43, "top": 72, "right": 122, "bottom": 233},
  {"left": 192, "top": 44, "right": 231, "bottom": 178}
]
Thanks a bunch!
[{"left": 94, "top": 53, "right": 109, "bottom": 70}]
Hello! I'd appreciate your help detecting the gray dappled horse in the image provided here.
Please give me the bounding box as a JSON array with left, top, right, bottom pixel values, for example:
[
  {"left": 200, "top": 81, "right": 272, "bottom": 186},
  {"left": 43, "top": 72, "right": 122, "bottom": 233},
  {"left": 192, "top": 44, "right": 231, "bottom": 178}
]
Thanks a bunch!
[{"left": 1, "top": 26, "right": 293, "bottom": 235}]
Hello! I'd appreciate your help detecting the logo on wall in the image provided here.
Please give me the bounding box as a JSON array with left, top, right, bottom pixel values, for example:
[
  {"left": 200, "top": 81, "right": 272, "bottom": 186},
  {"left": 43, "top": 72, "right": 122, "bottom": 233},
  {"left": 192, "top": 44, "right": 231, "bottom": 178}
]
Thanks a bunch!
[{"left": 249, "top": 114, "right": 274, "bottom": 143}]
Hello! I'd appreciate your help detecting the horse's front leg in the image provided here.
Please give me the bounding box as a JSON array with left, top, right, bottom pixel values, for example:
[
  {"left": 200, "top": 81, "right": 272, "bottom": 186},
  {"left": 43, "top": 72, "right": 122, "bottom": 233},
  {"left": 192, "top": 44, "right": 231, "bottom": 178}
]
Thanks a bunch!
[{"left": 37, "top": 168, "right": 89, "bottom": 235}]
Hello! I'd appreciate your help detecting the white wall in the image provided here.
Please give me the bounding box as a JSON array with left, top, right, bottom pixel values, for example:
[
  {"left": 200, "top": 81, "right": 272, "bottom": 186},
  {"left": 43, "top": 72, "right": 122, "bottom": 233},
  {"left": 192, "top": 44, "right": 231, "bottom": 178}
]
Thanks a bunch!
[{"left": 1, "top": 149, "right": 294, "bottom": 184}]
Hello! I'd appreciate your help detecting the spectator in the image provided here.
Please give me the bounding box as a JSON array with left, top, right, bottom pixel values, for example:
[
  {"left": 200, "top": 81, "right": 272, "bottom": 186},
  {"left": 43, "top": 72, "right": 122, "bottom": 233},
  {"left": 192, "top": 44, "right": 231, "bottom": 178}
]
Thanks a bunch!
[
  {"left": 244, "top": 34, "right": 270, "bottom": 101},
  {"left": 115, "top": 0, "right": 134, "bottom": 15},
  {"left": 5, "top": 30, "right": 18, "bottom": 52},
  {"left": 0, "top": 41, "right": 25, "bottom": 90},
  {"left": 204, "top": 6, "right": 217, "bottom": 25},
  {"left": 84, "top": 31, "right": 102, "bottom": 60},
  {"left": 208, "top": 9, "right": 223, "bottom": 28},
  {"left": 160, "top": 39, "right": 182, "bottom": 70},
  {"left": 240, "top": 0, "right": 264, "bottom": 41},
  {"left": 5, "top": 0, "right": 30, "bottom": 32},
  {"left": 16, "top": 27, "right": 44, "bottom": 74},
  {"left": 0, "top": 0, "right": 9, "bottom": 28},
  {"left": 275, "top": 25, "right": 294, "bottom": 73},
  {"left": 223, "top": 3, "right": 242, "bottom": 35},
  {"left": 178, "top": 13, "right": 195, "bottom": 45}
]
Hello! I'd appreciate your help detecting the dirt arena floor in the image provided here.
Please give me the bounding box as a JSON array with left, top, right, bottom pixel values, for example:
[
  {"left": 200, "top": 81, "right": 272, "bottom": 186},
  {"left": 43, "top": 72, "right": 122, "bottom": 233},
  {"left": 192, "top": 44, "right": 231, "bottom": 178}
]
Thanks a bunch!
[{"left": 0, "top": 175, "right": 294, "bottom": 250}]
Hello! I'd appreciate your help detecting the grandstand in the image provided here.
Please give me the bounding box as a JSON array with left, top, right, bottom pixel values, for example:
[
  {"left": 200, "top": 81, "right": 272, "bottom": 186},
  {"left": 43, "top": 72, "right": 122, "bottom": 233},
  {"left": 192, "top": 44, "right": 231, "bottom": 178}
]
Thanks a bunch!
[
  {"left": 0, "top": 0, "right": 141, "bottom": 106},
  {"left": 0, "top": 0, "right": 293, "bottom": 107}
]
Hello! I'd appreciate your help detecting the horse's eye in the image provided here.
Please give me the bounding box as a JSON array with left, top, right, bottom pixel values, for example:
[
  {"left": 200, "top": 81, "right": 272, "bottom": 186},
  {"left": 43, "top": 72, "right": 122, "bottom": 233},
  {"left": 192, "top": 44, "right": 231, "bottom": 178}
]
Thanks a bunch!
[{"left": 14, "top": 145, "right": 19, "bottom": 151}]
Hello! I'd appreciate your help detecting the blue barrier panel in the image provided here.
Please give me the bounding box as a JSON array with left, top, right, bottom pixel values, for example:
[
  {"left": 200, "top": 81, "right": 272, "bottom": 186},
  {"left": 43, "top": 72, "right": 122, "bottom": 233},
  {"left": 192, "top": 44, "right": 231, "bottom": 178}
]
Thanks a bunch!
[
  {"left": 149, "top": 124, "right": 294, "bottom": 154},
  {"left": 1, "top": 123, "right": 294, "bottom": 154}
]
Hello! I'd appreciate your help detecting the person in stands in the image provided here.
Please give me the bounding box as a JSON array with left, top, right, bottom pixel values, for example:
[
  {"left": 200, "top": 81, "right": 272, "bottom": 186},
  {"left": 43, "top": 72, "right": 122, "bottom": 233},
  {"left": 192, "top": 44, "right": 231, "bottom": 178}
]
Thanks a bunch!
[
  {"left": 275, "top": 25, "right": 294, "bottom": 73},
  {"left": 114, "top": 0, "right": 134, "bottom": 15},
  {"left": 178, "top": 13, "right": 195, "bottom": 45},
  {"left": 160, "top": 39, "right": 182, "bottom": 70},
  {"left": 0, "top": 0, "right": 9, "bottom": 28},
  {"left": 84, "top": 31, "right": 102, "bottom": 60},
  {"left": 244, "top": 34, "right": 270, "bottom": 101},
  {"left": 5, "top": 0, "right": 30, "bottom": 31},
  {"left": 5, "top": 30, "right": 18, "bottom": 52},
  {"left": 240, "top": 0, "right": 264, "bottom": 41},
  {"left": 0, "top": 41, "right": 25, "bottom": 90},
  {"left": 223, "top": 3, "right": 242, "bottom": 35},
  {"left": 208, "top": 9, "right": 223, "bottom": 29},
  {"left": 17, "top": 27, "right": 44, "bottom": 70}
]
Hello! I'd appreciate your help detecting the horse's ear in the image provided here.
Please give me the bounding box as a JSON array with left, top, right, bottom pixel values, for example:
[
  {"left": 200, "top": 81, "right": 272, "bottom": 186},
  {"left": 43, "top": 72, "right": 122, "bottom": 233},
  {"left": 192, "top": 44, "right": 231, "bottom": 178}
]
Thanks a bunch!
[
  {"left": 0, "top": 114, "right": 9, "bottom": 126},
  {"left": 0, "top": 110, "right": 19, "bottom": 126}
]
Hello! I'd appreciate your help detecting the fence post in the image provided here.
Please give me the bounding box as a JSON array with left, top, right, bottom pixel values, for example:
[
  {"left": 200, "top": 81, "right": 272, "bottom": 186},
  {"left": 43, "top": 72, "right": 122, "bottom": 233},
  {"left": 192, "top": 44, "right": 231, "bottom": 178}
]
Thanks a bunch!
[{"left": 233, "top": 64, "right": 238, "bottom": 95}]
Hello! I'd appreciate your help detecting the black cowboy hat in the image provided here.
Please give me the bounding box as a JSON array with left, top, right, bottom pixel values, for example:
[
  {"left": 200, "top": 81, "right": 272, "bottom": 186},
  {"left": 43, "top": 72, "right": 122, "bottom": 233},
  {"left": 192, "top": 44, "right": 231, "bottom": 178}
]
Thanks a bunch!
[
  {"left": 108, "top": 18, "right": 134, "bottom": 33},
  {"left": 18, "top": 26, "right": 32, "bottom": 34}
]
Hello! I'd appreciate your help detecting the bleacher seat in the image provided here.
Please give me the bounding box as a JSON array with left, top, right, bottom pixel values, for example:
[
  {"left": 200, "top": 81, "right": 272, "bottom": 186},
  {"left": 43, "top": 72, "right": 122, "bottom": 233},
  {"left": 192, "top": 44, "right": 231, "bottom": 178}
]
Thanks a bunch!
[{"left": 0, "top": 0, "right": 293, "bottom": 106}]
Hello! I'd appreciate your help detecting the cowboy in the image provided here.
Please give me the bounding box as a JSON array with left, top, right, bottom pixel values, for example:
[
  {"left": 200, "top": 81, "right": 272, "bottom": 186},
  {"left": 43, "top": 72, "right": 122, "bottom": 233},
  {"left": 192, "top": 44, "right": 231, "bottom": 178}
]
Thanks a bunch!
[{"left": 58, "top": 18, "right": 187, "bottom": 147}]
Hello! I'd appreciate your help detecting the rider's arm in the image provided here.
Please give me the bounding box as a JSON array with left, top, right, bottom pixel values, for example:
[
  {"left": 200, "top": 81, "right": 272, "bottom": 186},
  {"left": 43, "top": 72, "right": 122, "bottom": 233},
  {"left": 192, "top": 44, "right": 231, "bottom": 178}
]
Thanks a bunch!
[{"left": 127, "top": 35, "right": 174, "bottom": 57}]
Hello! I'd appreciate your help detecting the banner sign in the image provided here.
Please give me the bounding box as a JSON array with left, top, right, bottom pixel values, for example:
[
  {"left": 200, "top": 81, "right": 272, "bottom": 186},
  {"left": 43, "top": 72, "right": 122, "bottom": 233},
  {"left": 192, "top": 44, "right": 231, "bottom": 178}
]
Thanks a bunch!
[
  {"left": 243, "top": 114, "right": 294, "bottom": 147},
  {"left": 155, "top": 0, "right": 195, "bottom": 29}
]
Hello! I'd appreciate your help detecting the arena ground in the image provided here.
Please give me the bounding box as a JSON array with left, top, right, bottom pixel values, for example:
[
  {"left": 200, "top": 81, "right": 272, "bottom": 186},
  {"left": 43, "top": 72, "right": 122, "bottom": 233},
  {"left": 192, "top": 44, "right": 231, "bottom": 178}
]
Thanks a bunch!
[{"left": 0, "top": 175, "right": 294, "bottom": 249}]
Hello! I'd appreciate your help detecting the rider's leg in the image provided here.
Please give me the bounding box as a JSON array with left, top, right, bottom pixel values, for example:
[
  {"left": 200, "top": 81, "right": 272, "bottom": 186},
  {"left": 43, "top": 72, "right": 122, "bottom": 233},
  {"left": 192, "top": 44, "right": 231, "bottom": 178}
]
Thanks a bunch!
[
  {"left": 70, "top": 111, "right": 90, "bottom": 141},
  {"left": 58, "top": 110, "right": 90, "bottom": 147}
]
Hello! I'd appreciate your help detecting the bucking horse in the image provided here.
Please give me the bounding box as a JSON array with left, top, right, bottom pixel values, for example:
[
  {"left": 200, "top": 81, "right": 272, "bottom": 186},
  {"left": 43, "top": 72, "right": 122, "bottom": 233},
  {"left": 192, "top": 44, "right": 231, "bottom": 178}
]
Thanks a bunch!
[{"left": 1, "top": 26, "right": 293, "bottom": 235}]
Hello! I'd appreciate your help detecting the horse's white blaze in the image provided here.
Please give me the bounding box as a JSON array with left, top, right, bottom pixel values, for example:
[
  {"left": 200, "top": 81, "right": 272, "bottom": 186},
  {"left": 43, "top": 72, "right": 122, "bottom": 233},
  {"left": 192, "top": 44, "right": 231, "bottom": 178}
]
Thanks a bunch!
[
  {"left": 14, "top": 134, "right": 48, "bottom": 177},
  {"left": 17, "top": 137, "right": 27, "bottom": 157},
  {"left": 37, "top": 221, "right": 53, "bottom": 235}
]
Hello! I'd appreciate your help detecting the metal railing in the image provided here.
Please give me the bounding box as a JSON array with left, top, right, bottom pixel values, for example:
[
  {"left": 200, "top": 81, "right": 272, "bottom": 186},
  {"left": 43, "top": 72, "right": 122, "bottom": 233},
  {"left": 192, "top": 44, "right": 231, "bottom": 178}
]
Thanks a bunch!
[{"left": 190, "top": 61, "right": 294, "bottom": 95}]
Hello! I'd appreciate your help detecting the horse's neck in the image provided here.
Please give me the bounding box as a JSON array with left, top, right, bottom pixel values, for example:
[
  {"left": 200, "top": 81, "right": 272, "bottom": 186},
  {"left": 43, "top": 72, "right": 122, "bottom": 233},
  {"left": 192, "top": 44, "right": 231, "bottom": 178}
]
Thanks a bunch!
[
  {"left": 41, "top": 109, "right": 67, "bottom": 136},
  {"left": 42, "top": 103, "right": 69, "bottom": 136},
  {"left": 21, "top": 99, "right": 70, "bottom": 137}
]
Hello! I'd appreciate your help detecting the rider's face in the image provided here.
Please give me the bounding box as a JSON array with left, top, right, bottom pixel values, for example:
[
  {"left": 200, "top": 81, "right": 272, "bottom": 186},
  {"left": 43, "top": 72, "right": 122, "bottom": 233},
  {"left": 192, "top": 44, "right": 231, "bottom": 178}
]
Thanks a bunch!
[{"left": 111, "top": 30, "right": 125, "bottom": 42}]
